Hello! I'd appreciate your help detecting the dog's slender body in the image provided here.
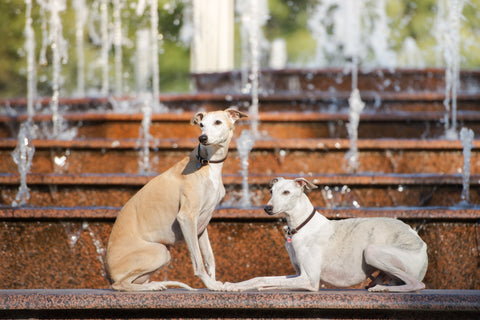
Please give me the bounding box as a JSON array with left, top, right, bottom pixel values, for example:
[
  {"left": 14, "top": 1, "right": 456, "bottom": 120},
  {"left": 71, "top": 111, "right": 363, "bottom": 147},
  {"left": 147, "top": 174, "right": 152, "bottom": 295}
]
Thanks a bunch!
[
  {"left": 106, "top": 108, "right": 247, "bottom": 291},
  {"left": 225, "top": 177, "right": 428, "bottom": 292}
]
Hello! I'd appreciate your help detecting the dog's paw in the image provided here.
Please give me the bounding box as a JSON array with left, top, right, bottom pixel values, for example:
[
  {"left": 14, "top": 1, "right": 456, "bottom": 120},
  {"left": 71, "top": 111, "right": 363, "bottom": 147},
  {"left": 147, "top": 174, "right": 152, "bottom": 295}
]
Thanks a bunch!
[
  {"left": 206, "top": 280, "right": 225, "bottom": 291},
  {"left": 222, "top": 282, "right": 245, "bottom": 292},
  {"left": 367, "top": 284, "right": 390, "bottom": 292}
]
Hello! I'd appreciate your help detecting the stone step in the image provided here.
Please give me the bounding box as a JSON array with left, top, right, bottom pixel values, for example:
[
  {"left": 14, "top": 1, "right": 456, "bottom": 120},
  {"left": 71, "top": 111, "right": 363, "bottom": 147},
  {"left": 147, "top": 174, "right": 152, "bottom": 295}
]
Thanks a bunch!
[
  {"left": 0, "top": 138, "right": 478, "bottom": 175},
  {"left": 192, "top": 67, "right": 480, "bottom": 95},
  {"left": 1, "top": 206, "right": 479, "bottom": 290},
  {"left": 0, "top": 172, "right": 478, "bottom": 207},
  {"left": 1, "top": 289, "right": 479, "bottom": 319},
  {"left": 2, "top": 109, "right": 480, "bottom": 139},
  {"left": 2, "top": 206, "right": 479, "bottom": 221},
  {"left": 3, "top": 90, "right": 480, "bottom": 111}
]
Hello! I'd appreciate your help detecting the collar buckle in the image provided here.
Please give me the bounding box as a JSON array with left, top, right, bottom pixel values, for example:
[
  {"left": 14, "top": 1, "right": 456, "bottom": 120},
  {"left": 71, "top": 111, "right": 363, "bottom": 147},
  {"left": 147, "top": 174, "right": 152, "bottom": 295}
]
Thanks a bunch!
[{"left": 196, "top": 144, "right": 228, "bottom": 168}]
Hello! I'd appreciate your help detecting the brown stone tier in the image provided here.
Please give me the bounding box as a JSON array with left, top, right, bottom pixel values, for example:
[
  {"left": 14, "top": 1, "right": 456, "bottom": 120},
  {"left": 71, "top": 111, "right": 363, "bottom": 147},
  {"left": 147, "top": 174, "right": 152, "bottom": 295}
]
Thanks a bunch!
[{"left": 0, "top": 289, "right": 479, "bottom": 319}]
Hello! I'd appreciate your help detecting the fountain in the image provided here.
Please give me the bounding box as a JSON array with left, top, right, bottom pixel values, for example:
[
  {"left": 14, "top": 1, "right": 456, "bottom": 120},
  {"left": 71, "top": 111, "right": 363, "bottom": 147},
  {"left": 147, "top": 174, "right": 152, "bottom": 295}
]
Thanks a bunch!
[
  {"left": 237, "top": 129, "right": 256, "bottom": 206},
  {"left": 24, "top": 0, "right": 37, "bottom": 120},
  {"left": 459, "top": 127, "right": 474, "bottom": 206},
  {"left": 442, "top": 0, "right": 465, "bottom": 140},
  {"left": 137, "top": 95, "right": 153, "bottom": 174},
  {"left": 72, "top": 0, "right": 87, "bottom": 97},
  {"left": 236, "top": 0, "right": 269, "bottom": 205},
  {"left": 1, "top": 0, "right": 480, "bottom": 294},
  {"left": 11, "top": 123, "right": 35, "bottom": 207},
  {"left": 39, "top": 0, "right": 70, "bottom": 139},
  {"left": 344, "top": 89, "right": 365, "bottom": 173}
]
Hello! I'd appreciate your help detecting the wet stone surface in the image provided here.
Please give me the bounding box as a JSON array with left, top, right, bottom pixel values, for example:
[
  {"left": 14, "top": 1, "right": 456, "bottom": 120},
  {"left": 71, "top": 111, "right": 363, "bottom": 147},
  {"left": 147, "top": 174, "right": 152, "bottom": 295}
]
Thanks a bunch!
[{"left": 0, "top": 220, "right": 479, "bottom": 290}]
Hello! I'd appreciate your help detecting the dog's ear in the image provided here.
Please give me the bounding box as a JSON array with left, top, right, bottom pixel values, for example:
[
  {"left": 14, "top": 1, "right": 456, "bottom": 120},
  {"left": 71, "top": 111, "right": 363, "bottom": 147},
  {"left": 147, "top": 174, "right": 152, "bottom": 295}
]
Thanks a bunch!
[
  {"left": 225, "top": 107, "right": 248, "bottom": 123},
  {"left": 269, "top": 177, "right": 281, "bottom": 187},
  {"left": 191, "top": 111, "right": 206, "bottom": 126},
  {"left": 294, "top": 178, "right": 318, "bottom": 193}
]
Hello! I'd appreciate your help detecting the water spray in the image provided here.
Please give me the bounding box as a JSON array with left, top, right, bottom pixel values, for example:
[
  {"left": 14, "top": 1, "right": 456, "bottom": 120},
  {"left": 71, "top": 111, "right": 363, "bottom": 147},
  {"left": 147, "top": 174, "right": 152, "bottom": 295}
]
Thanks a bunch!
[{"left": 459, "top": 127, "right": 474, "bottom": 206}]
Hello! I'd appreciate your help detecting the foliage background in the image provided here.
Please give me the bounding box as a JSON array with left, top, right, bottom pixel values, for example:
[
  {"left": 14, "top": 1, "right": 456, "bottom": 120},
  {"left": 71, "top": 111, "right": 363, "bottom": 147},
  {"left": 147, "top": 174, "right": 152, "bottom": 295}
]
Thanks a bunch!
[{"left": 0, "top": 0, "right": 479, "bottom": 99}]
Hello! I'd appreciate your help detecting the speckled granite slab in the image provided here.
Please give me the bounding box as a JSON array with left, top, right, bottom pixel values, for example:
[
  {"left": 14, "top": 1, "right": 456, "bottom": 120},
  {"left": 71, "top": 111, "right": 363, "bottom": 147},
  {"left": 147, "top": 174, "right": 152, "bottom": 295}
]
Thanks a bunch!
[{"left": 0, "top": 289, "right": 479, "bottom": 319}]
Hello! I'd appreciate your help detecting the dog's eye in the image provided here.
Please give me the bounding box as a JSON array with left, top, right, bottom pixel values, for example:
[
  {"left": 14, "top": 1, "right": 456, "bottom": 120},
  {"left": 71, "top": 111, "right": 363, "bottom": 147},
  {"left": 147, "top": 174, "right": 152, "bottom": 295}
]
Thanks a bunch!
[
  {"left": 282, "top": 190, "right": 290, "bottom": 195},
  {"left": 200, "top": 123, "right": 204, "bottom": 128},
  {"left": 215, "top": 120, "right": 222, "bottom": 125}
]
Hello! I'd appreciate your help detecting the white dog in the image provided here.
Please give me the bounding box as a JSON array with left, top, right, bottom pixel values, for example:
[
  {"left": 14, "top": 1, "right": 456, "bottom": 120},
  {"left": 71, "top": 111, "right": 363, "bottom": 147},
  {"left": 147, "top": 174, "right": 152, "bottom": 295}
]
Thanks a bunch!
[
  {"left": 225, "top": 177, "right": 428, "bottom": 292},
  {"left": 106, "top": 108, "right": 247, "bottom": 291}
]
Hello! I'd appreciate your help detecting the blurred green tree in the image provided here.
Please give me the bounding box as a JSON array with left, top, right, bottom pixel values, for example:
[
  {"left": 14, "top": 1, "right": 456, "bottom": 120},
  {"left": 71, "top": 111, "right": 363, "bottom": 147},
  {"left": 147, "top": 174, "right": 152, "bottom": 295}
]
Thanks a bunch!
[{"left": 0, "top": 0, "right": 478, "bottom": 100}]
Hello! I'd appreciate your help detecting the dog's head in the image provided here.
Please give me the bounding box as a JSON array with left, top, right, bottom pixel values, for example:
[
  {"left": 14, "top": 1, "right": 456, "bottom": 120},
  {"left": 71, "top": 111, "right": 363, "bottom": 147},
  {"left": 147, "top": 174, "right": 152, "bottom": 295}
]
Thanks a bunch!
[
  {"left": 191, "top": 107, "right": 248, "bottom": 146},
  {"left": 264, "top": 177, "right": 318, "bottom": 216}
]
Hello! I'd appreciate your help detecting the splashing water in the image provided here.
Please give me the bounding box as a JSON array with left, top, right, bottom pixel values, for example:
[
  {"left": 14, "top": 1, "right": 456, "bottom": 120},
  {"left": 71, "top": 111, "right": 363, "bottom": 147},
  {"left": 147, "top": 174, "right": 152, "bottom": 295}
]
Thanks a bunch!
[
  {"left": 237, "top": 0, "right": 268, "bottom": 136},
  {"left": 136, "top": 0, "right": 165, "bottom": 112},
  {"left": 63, "top": 221, "right": 107, "bottom": 277},
  {"left": 443, "top": 0, "right": 465, "bottom": 140},
  {"left": 12, "top": 123, "right": 36, "bottom": 207},
  {"left": 85, "top": 222, "right": 107, "bottom": 277},
  {"left": 149, "top": 0, "right": 161, "bottom": 111},
  {"left": 237, "top": 129, "right": 256, "bottom": 207},
  {"left": 137, "top": 95, "right": 153, "bottom": 174},
  {"left": 459, "top": 127, "right": 474, "bottom": 205},
  {"left": 73, "top": 0, "right": 87, "bottom": 97},
  {"left": 247, "top": 0, "right": 261, "bottom": 137},
  {"left": 135, "top": 29, "right": 151, "bottom": 93},
  {"left": 112, "top": 0, "right": 123, "bottom": 95},
  {"left": 308, "top": 0, "right": 396, "bottom": 69},
  {"left": 38, "top": 0, "right": 77, "bottom": 139},
  {"left": 344, "top": 89, "right": 365, "bottom": 173},
  {"left": 25, "top": 0, "right": 37, "bottom": 119},
  {"left": 235, "top": 0, "right": 267, "bottom": 206},
  {"left": 48, "top": 0, "right": 68, "bottom": 137},
  {"left": 100, "top": 0, "right": 109, "bottom": 96}
]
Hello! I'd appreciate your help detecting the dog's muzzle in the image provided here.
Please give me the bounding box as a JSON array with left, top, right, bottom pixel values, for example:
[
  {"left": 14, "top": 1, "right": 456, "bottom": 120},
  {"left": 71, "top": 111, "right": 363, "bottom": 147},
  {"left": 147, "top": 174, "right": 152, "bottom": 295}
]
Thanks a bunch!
[
  {"left": 199, "top": 134, "right": 208, "bottom": 145},
  {"left": 264, "top": 205, "right": 274, "bottom": 215}
]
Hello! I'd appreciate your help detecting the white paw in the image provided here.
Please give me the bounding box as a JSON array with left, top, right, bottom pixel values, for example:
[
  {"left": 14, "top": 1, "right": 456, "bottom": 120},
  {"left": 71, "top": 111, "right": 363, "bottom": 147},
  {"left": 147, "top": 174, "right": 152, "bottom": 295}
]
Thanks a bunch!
[
  {"left": 368, "top": 284, "right": 391, "bottom": 292},
  {"left": 206, "top": 280, "right": 225, "bottom": 291},
  {"left": 222, "top": 282, "right": 245, "bottom": 292}
]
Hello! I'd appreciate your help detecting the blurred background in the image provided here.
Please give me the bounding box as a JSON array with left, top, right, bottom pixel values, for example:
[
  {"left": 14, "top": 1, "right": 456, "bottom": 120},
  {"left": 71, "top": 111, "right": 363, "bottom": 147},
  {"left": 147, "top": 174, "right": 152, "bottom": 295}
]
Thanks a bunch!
[{"left": 0, "top": 0, "right": 479, "bottom": 99}]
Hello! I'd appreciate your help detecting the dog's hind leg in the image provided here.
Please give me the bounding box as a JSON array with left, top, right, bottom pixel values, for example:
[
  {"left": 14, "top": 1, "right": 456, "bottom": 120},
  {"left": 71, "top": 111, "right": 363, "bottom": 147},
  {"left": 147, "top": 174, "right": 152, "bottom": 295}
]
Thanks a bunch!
[
  {"left": 111, "top": 242, "right": 195, "bottom": 291},
  {"left": 364, "top": 244, "right": 426, "bottom": 292}
]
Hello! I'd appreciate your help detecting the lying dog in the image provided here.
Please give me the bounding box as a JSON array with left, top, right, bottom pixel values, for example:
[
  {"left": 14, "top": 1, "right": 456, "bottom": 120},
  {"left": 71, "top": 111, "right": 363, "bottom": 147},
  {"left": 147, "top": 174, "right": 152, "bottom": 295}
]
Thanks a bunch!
[
  {"left": 106, "top": 108, "right": 247, "bottom": 291},
  {"left": 225, "top": 177, "right": 428, "bottom": 292}
]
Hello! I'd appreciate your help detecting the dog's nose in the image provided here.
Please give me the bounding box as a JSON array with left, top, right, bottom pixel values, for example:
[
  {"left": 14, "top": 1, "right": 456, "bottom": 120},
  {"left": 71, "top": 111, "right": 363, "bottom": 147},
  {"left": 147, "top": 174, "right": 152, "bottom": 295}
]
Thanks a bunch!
[
  {"left": 264, "top": 205, "right": 274, "bottom": 215},
  {"left": 199, "top": 134, "right": 208, "bottom": 145}
]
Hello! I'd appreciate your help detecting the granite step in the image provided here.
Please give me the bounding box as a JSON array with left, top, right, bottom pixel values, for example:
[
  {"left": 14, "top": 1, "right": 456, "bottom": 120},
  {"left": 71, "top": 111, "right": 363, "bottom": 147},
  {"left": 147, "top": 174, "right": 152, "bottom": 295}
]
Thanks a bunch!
[
  {"left": 0, "top": 172, "right": 478, "bottom": 207},
  {"left": 1, "top": 289, "right": 479, "bottom": 319},
  {"left": 1, "top": 206, "right": 479, "bottom": 290},
  {"left": 192, "top": 67, "right": 480, "bottom": 96},
  {"left": 1, "top": 205, "right": 479, "bottom": 221},
  {"left": 0, "top": 138, "right": 478, "bottom": 175},
  {"left": 2, "top": 109, "right": 480, "bottom": 139}
]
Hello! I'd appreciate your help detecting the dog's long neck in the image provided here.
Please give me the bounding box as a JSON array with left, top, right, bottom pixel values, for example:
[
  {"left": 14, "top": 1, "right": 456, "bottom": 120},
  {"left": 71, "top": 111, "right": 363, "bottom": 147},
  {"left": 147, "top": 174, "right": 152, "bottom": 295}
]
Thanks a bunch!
[
  {"left": 197, "top": 138, "right": 230, "bottom": 164},
  {"left": 197, "top": 141, "right": 229, "bottom": 191},
  {"left": 285, "top": 194, "right": 327, "bottom": 231}
]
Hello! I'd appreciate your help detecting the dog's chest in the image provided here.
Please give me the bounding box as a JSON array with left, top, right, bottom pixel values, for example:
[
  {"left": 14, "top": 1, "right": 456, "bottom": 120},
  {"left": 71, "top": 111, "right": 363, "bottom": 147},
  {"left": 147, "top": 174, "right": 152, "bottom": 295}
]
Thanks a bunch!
[
  {"left": 198, "top": 165, "right": 225, "bottom": 219},
  {"left": 209, "top": 166, "right": 225, "bottom": 205}
]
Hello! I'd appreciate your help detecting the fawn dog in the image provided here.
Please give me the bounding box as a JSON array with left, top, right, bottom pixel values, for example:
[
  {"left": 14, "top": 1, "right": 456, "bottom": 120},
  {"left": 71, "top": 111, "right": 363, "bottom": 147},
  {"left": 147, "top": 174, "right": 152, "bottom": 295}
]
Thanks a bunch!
[
  {"left": 106, "top": 108, "right": 247, "bottom": 291},
  {"left": 225, "top": 177, "right": 428, "bottom": 292}
]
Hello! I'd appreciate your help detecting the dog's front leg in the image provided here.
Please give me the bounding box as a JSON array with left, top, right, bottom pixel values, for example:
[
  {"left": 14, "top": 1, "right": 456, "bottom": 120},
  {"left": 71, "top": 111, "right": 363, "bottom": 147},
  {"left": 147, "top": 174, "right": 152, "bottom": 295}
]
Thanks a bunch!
[
  {"left": 177, "top": 206, "right": 223, "bottom": 291},
  {"left": 224, "top": 274, "right": 317, "bottom": 292},
  {"left": 198, "top": 228, "right": 216, "bottom": 280}
]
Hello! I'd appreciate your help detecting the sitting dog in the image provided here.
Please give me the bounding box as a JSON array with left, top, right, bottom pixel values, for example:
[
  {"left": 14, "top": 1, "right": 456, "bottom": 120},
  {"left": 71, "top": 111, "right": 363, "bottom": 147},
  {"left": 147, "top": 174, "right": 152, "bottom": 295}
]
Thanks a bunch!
[
  {"left": 106, "top": 108, "right": 247, "bottom": 291},
  {"left": 225, "top": 177, "right": 428, "bottom": 292}
]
